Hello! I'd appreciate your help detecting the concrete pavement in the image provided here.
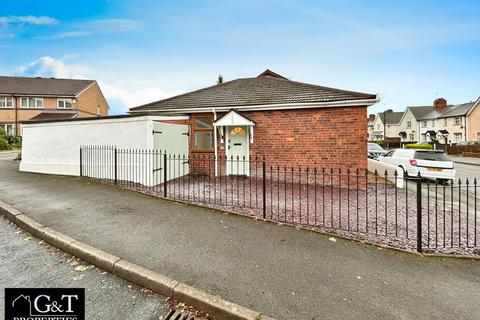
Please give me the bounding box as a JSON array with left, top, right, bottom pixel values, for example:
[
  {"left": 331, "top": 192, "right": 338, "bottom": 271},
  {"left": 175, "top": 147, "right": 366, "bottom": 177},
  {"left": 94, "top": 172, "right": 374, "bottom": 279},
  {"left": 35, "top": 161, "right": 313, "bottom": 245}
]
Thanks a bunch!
[
  {"left": 0, "top": 215, "right": 169, "bottom": 319},
  {"left": 450, "top": 155, "right": 480, "bottom": 167},
  {"left": 1, "top": 157, "right": 480, "bottom": 320}
]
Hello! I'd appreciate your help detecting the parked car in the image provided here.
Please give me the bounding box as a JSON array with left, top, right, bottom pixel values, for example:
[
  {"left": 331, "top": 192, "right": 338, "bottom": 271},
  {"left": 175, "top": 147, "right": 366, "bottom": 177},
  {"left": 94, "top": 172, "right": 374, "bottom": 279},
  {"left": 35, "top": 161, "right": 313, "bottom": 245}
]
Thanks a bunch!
[
  {"left": 367, "top": 143, "right": 386, "bottom": 159},
  {"left": 378, "top": 149, "right": 455, "bottom": 182}
]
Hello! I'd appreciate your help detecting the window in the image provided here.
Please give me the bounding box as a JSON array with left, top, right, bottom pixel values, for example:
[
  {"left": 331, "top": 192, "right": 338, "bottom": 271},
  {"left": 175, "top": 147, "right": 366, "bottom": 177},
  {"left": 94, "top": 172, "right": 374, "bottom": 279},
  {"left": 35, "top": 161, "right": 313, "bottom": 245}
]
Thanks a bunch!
[
  {"left": 454, "top": 132, "right": 462, "bottom": 142},
  {"left": 0, "top": 97, "right": 13, "bottom": 108},
  {"left": 432, "top": 120, "right": 435, "bottom": 127},
  {"left": 376, "top": 124, "right": 380, "bottom": 130},
  {"left": 406, "top": 120, "right": 411, "bottom": 129},
  {"left": 444, "top": 119, "right": 447, "bottom": 127},
  {"left": 454, "top": 117, "right": 461, "bottom": 126},
  {"left": 21, "top": 97, "right": 43, "bottom": 108},
  {"left": 4, "top": 124, "right": 14, "bottom": 136},
  {"left": 414, "top": 151, "right": 450, "bottom": 162},
  {"left": 384, "top": 150, "right": 395, "bottom": 157},
  {"left": 193, "top": 117, "right": 213, "bottom": 151},
  {"left": 58, "top": 98, "right": 73, "bottom": 109},
  {"left": 409, "top": 133, "right": 415, "bottom": 141},
  {"left": 422, "top": 121, "right": 427, "bottom": 128}
]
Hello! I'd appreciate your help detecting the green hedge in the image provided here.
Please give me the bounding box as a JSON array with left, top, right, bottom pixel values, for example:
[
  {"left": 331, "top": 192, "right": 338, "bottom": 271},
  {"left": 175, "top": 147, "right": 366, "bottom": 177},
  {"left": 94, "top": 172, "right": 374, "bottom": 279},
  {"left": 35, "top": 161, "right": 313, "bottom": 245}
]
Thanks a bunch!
[{"left": 404, "top": 143, "right": 433, "bottom": 150}]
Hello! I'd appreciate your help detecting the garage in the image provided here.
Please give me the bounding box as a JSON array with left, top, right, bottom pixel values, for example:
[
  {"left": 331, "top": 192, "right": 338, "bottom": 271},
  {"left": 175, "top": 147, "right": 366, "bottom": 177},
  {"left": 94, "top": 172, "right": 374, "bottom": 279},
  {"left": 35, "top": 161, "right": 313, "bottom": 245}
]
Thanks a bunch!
[{"left": 20, "top": 115, "right": 189, "bottom": 185}]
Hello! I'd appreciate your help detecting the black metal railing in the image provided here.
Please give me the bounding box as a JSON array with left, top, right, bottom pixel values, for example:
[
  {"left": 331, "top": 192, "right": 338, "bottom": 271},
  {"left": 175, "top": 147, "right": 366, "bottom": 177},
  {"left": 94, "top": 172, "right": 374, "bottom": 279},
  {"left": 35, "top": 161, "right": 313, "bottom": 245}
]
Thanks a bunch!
[{"left": 80, "top": 146, "right": 479, "bottom": 256}]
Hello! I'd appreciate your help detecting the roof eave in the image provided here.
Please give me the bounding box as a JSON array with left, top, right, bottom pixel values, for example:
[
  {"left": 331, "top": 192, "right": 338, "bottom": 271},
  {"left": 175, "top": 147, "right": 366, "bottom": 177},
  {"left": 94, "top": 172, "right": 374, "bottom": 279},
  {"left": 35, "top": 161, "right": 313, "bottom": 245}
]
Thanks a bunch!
[{"left": 129, "top": 98, "right": 379, "bottom": 114}]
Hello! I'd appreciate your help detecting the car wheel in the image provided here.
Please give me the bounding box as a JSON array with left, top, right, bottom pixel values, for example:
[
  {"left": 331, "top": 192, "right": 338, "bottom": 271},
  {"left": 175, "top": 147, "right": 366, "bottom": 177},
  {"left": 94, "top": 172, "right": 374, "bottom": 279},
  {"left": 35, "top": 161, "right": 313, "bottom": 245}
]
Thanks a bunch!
[{"left": 437, "top": 178, "right": 450, "bottom": 186}]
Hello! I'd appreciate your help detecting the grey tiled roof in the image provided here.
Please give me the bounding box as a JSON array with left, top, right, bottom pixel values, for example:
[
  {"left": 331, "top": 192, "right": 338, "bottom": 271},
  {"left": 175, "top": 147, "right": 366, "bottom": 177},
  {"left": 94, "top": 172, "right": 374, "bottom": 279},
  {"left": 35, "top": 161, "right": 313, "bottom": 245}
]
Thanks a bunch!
[
  {"left": 437, "top": 102, "right": 475, "bottom": 118},
  {"left": 406, "top": 101, "right": 477, "bottom": 120},
  {"left": 407, "top": 106, "right": 433, "bottom": 119},
  {"left": 0, "top": 76, "right": 95, "bottom": 96},
  {"left": 131, "top": 70, "right": 377, "bottom": 112},
  {"left": 378, "top": 111, "right": 403, "bottom": 124},
  {"left": 417, "top": 105, "right": 456, "bottom": 120},
  {"left": 29, "top": 110, "right": 79, "bottom": 121}
]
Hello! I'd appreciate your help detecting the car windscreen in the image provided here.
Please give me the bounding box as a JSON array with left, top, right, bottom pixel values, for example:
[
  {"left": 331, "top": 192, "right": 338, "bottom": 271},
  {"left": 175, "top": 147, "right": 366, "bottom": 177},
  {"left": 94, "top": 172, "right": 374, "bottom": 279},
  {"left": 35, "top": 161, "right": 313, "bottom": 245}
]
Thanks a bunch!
[
  {"left": 414, "top": 151, "right": 450, "bottom": 161},
  {"left": 368, "top": 143, "right": 383, "bottom": 151}
]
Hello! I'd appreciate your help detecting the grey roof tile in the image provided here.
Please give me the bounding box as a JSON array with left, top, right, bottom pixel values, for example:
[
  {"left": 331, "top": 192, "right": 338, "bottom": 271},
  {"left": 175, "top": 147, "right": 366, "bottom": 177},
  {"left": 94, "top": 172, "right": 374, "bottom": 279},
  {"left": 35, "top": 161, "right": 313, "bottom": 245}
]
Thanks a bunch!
[
  {"left": 28, "top": 110, "right": 79, "bottom": 121},
  {"left": 131, "top": 70, "right": 377, "bottom": 112},
  {"left": 378, "top": 111, "right": 403, "bottom": 124},
  {"left": 437, "top": 102, "right": 475, "bottom": 118},
  {"left": 0, "top": 76, "right": 95, "bottom": 96}
]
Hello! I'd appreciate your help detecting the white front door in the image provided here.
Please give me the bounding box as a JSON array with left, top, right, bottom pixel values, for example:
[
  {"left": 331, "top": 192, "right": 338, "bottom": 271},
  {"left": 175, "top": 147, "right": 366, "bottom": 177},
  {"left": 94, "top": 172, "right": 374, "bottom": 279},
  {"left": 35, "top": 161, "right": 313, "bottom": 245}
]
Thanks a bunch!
[{"left": 226, "top": 126, "right": 249, "bottom": 176}]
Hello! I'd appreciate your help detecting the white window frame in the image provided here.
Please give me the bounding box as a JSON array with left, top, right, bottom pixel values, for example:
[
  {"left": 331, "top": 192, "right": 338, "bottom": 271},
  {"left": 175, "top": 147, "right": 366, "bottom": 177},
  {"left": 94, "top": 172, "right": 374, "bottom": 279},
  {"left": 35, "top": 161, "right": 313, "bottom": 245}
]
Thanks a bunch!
[
  {"left": 57, "top": 98, "right": 73, "bottom": 109},
  {"left": 0, "top": 96, "right": 14, "bottom": 108},
  {"left": 21, "top": 97, "right": 43, "bottom": 108},
  {"left": 422, "top": 121, "right": 427, "bottom": 128},
  {"left": 406, "top": 120, "right": 411, "bottom": 129},
  {"left": 454, "top": 117, "right": 461, "bottom": 125},
  {"left": 4, "top": 124, "right": 14, "bottom": 136}
]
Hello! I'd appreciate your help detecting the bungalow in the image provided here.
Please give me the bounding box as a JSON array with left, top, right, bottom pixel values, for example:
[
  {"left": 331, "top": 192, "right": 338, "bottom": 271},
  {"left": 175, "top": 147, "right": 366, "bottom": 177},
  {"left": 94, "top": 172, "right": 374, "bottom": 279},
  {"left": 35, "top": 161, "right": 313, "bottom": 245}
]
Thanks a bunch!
[{"left": 130, "top": 70, "right": 378, "bottom": 174}]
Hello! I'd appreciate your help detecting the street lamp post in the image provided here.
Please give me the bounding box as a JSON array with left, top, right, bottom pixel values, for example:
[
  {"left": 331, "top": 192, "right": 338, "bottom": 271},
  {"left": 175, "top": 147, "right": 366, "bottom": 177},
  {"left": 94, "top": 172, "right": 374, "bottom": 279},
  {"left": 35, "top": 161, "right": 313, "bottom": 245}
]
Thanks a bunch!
[{"left": 383, "top": 110, "right": 389, "bottom": 149}]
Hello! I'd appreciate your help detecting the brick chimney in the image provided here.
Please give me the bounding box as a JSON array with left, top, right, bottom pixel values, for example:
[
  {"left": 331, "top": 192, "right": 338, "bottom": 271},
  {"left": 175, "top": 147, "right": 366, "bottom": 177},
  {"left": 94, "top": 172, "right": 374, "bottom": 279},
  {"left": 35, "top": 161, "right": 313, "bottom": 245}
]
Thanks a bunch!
[{"left": 434, "top": 98, "right": 447, "bottom": 109}]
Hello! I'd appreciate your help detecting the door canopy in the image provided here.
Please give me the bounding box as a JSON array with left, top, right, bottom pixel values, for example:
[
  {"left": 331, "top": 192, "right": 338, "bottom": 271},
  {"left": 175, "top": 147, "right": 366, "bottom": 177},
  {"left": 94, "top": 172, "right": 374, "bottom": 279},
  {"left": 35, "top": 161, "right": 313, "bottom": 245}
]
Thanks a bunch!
[
  {"left": 213, "top": 110, "right": 255, "bottom": 127},
  {"left": 214, "top": 110, "right": 255, "bottom": 144}
]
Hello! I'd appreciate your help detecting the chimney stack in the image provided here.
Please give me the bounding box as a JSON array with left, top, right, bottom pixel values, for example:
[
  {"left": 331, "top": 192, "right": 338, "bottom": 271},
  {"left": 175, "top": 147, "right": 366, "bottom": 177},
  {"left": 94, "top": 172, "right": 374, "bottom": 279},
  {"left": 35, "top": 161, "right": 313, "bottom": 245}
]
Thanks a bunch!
[
  {"left": 368, "top": 114, "right": 375, "bottom": 121},
  {"left": 434, "top": 98, "right": 447, "bottom": 109}
]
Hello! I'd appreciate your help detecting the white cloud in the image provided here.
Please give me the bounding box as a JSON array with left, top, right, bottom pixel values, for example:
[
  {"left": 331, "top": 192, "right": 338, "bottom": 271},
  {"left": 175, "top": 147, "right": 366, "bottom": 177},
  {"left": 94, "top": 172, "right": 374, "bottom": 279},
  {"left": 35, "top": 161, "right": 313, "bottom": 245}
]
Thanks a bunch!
[
  {"left": 15, "top": 56, "right": 180, "bottom": 113},
  {"left": 100, "top": 82, "right": 180, "bottom": 112},
  {"left": 37, "top": 18, "right": 137, "bottom": 40},
  {"left": 40, "top": 31, "right": 91, "bottom": 40},
  {"left": 15, "top": 56, "right": 85, "bottom": 79},
  {"left": 0, "top": 15, "right": 57, "bottom": 25}
]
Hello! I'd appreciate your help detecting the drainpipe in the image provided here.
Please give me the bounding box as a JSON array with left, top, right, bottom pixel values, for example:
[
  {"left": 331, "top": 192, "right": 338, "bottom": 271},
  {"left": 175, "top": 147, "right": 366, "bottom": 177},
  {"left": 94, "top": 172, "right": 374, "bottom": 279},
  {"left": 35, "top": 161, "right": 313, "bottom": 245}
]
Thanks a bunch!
[
  {"left": 213, "top": 108, "right": 218, "bottom": 176},
  {"left": 464, "top": 116, "right": 467, "bottom": 141},
  {"left": 14, "top": 96, "right": 18, "bottom": 136}
]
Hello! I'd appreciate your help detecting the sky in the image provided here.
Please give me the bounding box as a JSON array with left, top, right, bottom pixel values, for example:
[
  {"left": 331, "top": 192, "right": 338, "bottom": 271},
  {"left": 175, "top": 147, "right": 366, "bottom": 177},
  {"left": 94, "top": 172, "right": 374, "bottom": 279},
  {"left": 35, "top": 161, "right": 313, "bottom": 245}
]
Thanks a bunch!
[{"left": 1, "top": 0, "right": 479, "bottom": 115}]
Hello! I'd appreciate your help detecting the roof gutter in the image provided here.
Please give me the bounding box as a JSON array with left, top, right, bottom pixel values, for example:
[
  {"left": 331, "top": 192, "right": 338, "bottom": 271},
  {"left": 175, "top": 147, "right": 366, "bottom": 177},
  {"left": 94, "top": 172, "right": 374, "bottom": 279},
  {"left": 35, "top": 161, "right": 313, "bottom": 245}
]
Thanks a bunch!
[{"left": 129, "top": 98, "right": 380, "bottom": 114}]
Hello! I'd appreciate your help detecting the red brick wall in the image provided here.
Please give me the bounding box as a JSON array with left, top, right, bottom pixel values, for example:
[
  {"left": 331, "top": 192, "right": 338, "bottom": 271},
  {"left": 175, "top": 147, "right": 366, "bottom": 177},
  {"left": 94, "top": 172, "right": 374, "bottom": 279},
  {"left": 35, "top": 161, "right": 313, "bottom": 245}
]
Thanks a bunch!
[{"left": 185, "top": 107, "right": 368, "bottom": 172}]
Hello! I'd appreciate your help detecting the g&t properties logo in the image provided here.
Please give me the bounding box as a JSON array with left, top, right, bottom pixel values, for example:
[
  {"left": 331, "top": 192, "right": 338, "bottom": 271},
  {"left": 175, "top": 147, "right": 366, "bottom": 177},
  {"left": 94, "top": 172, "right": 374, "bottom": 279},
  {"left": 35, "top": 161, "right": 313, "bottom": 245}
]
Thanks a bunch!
[{"left": 5, "top": 288, "right": 85, "bottom": 320}]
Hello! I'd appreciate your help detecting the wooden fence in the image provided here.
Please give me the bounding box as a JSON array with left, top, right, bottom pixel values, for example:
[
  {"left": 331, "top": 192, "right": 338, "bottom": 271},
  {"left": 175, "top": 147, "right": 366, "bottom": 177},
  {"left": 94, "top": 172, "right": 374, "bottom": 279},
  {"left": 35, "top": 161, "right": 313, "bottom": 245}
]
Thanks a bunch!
[{"left": 446, "top": 144, "right": 480, "bottom": 155}]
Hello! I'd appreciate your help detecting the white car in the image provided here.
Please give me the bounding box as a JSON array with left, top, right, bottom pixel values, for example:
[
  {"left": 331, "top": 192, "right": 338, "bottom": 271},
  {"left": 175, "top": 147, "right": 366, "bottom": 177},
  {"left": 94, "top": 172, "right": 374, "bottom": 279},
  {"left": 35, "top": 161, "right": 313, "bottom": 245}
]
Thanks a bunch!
[{"left": 378, "top": 149, "right": 455, "bottom": 182}]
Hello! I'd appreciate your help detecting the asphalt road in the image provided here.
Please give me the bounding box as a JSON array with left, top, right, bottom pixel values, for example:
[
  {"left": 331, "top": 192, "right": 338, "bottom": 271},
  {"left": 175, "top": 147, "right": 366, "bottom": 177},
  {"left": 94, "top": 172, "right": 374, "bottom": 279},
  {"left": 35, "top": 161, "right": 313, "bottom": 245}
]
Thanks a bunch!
[
  {"left": 454, "top": 162, "right": 480, "bottom": 184},
  {"left": 0, "top": 214, "right": 170, "bottom": 319}
]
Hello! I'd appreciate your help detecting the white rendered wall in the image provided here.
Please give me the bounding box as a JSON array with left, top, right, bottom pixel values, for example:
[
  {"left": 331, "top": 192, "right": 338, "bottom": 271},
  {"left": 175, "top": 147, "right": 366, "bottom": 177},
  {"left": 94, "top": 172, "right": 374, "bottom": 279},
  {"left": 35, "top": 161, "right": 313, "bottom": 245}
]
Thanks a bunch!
[
  {"left": 20, "top": 116, "right": 188, "bottom": 183},
  {"left": 368, "top": 159, "right": 404, "bottom": 188}
]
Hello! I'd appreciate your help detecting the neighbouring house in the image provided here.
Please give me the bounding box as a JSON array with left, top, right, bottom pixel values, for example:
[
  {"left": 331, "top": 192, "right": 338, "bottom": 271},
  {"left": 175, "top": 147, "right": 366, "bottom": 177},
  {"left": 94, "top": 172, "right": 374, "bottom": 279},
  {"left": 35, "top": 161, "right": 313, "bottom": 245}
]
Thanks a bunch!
[
  {"left": 0, "top": 76, "right": 109, "bottom": 136},
  {"left": 129, "top": 69, "right": 378, "bottom": 174},
  {"left": 397, "top": 97, "right": 480, "bottom": 144},
  {"left": 370, "top": 110, "right": 403, "bottom": 142},
  {"left": 397, "top": 105, "right": 431, "bottom": 143},
  {"left": 437, "top": 97, "right": 480, "bottom": 143},
  {"left": 367, "top": 114, "right": 375, "bottom": 141}
]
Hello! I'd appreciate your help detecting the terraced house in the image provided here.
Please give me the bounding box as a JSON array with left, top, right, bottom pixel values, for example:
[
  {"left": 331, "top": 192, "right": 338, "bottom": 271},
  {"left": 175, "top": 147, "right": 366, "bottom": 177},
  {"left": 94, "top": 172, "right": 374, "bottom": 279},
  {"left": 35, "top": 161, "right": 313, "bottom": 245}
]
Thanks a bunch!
[
  {"left": 130, "top": 69, "right": 378, "bottom": 172},
  {"left": 397, "top": 97, "right": 480, "bottom": 144},
  {"left": 0, "top": 76, "right": 109, "bottom": 136}
]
